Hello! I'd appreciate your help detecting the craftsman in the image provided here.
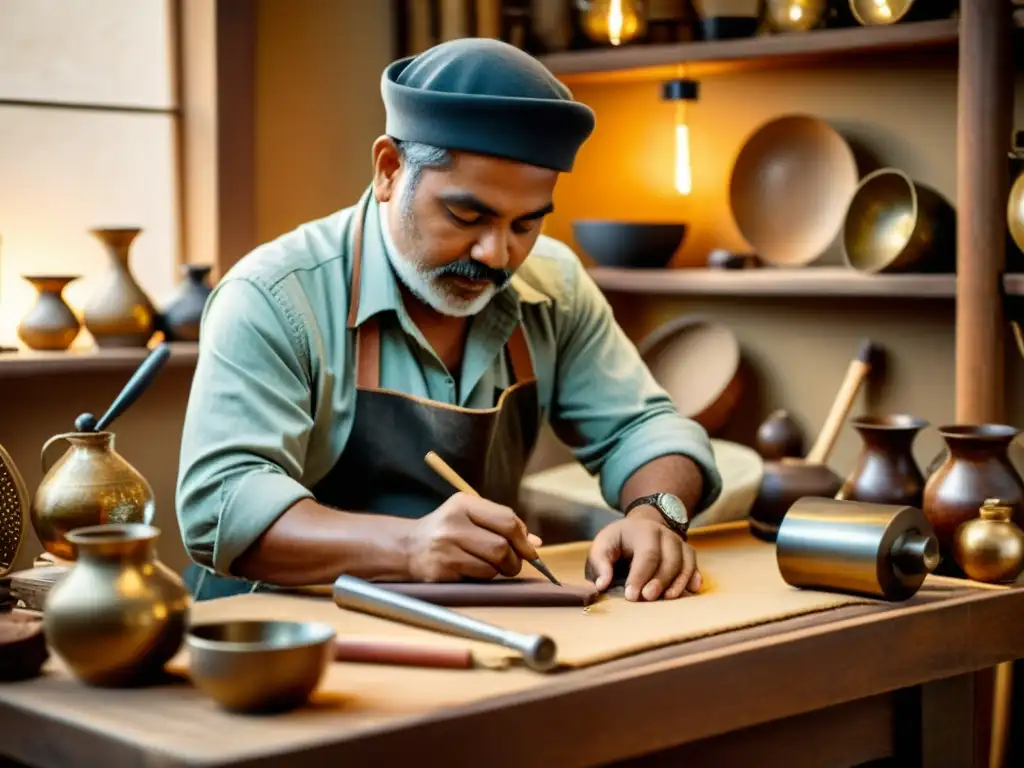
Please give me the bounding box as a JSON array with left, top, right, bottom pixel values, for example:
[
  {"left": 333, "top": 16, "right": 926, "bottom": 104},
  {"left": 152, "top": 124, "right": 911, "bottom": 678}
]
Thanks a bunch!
[{"left": 175, "top": 38, "right": 723, "bottom": 603}]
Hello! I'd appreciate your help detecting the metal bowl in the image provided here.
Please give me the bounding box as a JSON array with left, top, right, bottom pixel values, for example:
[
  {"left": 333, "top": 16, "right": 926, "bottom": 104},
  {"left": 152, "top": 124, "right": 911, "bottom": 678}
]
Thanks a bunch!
[
  {"left": 766, "top": 0, "right": 828, "bottom": 32},
  {"left": 1009, "top": 172, "right": 1024, "bottom": 255},
  {"left": 571, "top": 220, "right": 686, "bottom": 269},
  {"left": 842, "top": 168, "right": 956, "bottom": 274},
  {"left": 186, "top": 620, "right": 336, "bottom": 713},
  {"left": 849, "top": 0, "right": 955, "bottom": 25},
  {"left": 728, "top": 115, "right": 859, "bottom": 268}
]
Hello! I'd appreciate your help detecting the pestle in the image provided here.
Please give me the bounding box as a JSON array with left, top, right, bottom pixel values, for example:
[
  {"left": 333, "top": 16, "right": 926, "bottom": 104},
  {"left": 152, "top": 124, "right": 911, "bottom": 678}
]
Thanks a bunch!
[{"left": 75, "top": 343, "right": 173, "bottom": 432}]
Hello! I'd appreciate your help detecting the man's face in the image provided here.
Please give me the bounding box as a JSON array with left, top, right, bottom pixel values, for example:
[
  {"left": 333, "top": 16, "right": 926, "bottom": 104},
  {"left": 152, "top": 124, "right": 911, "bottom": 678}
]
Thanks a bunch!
[{"left": 373, "top": 138, "right": 558, "bottom": 317}]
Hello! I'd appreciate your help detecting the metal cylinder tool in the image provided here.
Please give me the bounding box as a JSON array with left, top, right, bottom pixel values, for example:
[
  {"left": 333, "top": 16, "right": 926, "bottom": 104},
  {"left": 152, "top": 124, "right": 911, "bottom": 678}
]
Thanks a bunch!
[
  {"left": 332, "top": 575, "right": 558, "bottom": 672},
  {"left": 776, "top": 498, "right": 941, "bottom": 601}
]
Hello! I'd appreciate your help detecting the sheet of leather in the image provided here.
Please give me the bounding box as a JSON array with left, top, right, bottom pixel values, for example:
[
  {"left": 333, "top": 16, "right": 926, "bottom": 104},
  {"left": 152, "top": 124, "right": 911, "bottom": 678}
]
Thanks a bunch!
[
  {"left": 293, "top": 578, "right": 599, "bottom": 606},
  {"left": 178, "top": 525, "right": 875, "bottom": 673}
]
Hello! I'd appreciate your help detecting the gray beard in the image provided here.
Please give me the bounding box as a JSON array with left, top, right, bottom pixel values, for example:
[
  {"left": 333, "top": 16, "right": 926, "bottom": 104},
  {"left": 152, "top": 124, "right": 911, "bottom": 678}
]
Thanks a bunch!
[{"left": 380, "top": 200, "right": 500, "bottom": 318}]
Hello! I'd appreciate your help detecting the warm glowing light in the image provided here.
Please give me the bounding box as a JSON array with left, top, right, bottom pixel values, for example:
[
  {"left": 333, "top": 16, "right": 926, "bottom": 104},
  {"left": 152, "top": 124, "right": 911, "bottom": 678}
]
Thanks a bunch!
[
  {"left": 674, "top": 122, "right": 692, "bottom": 196},
  {"left": 873, "top": 0, "right": 892, "bottom": 18},
  {"left": 789, "top": 5, "right": 803, "bottom": 21},
  {"left": 581, "top": 0, "right": 645, "bottom": 47}
]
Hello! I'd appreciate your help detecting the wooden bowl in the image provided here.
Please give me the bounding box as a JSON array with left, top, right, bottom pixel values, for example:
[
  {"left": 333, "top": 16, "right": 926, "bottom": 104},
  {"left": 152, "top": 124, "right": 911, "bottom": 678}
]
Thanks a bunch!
[
  {"left": 842, "top": 168, "right": 955, "bottom": 274},
  {"left": 728, "top": 115, "right": 859, "bottom": 267},
  {"left": 637, "top": 315, "right": 743, "bottom": 435},
  {"left": 0, "top": 612, "right": 49, "bottom": 681},
  {"left": 571, "top": 221, "right": 686, "bottom": 269}
]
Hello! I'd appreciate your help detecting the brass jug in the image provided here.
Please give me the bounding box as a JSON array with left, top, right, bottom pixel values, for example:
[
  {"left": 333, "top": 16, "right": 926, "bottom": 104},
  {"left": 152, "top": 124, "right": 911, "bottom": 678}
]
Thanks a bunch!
[
  {"left": 43, "top": 523, "right": 189, "bottom": 687},
  {"left": 30, "top": 431, "right": 154, "bottom": 560}
]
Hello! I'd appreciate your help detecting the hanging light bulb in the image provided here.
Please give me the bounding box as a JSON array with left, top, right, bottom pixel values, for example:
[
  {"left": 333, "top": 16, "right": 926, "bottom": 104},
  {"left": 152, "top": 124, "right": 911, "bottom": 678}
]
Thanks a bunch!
[
  {"left": 580, "top": 0, "right": 647, "bottom": 47},
  {"left": 662, "top": 79, "right": 699, "bottom": 196}
]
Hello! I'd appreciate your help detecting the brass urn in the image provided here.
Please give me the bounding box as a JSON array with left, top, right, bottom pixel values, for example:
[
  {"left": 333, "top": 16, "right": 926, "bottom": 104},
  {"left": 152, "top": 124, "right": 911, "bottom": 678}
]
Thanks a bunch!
[
  {"left": 30, "top": 431, "right": 155, "bottom": 560},
  {"left": 43, "top": 523, "right": 190, "bottom": 687},
  {"left": 953, "top": 499, "right": 1024, "bottom": 584}
]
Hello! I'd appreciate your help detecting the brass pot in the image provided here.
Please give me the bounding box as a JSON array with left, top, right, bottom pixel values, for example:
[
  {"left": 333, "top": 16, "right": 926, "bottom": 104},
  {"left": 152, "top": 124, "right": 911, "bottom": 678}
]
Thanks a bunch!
[
  {"left": 17, "top": 275, "right": 81, "bottom": 351},
  {"left": 842, "top": 168, "right": 956, "bottom": 274},
  {"left": 82, "top": 228, "right": 157, "bottom": 348},
  {"left": 43, "top": 523, "right": 189, "bottom": 687},
  {"left": 953, "top": 499, "right": 1024, "bottom": 584},
  {"left": 30, "top": 431, "right": 155, "bottom": 560}
]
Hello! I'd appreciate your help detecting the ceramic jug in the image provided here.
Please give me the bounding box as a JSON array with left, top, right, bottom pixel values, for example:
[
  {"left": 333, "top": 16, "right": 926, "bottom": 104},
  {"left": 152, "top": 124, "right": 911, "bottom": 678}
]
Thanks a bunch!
[
  {"left": 30, "top": 431, "right": 155, "bottom": 560},
  {"left": 16, "top": 275, "right": 81, "bottom": 351},
  {"left": 44, "top": 523, "right": 189, "bottom": 687},
  {"left": 923, "top": 424, "right": 1024, "bottom": 576},
  {"left": 838, "top": 415, "right": 928, "bottom": 507},
  {"left": 161, "top": 264, "right": 213, "bottom": 342}
]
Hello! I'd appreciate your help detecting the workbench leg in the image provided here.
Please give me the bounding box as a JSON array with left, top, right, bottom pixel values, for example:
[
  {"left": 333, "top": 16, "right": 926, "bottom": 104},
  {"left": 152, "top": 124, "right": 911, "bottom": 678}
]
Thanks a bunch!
[{"left": 895, "top": 675, "right": 982, "bottom": 768}]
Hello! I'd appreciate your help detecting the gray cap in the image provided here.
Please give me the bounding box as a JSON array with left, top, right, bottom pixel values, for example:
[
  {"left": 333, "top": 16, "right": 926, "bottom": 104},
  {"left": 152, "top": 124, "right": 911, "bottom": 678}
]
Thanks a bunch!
[{"left": 381, "top": 38, "right": 596, "bottom": 172}]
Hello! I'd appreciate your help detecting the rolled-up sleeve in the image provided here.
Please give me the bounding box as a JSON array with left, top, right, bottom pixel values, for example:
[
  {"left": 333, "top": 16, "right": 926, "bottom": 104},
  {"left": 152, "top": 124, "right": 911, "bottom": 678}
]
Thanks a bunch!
[
  {"left": 175, "top": 277, "right": 316, "bottom": 574},
  {"left": 549, "top": 257, "right": 723, "bottom": 513}
]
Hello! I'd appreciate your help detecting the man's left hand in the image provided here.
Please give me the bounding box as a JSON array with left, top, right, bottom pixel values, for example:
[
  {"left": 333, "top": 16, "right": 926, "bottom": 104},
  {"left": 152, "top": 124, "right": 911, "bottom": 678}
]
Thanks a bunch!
[{"left": 586, "top": 512, "right": 700, "bottom": 602}]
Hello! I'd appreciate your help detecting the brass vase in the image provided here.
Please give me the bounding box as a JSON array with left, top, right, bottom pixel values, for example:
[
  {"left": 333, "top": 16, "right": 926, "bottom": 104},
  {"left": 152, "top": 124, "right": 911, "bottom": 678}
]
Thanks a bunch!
[
  {"left": 30, "top": 431, "right": 155, "bottom": 560},
  {"left": 923, "top": 425, "right": 1024, "bottom": 577},
  {"left": 82, "top": 228, "right": 157, "bottom": 348},
  {"left": 838, "top": 414, "right": 928, "bottom": 507},
  {"left": 16, "top": 275, "right": 81, "bottom": 351},
  {"left": 953, "top": 499, "right": 1024, "bottom": 584},
  {"left": 43, "top": 523, "right": 190, "bottom": 687}
]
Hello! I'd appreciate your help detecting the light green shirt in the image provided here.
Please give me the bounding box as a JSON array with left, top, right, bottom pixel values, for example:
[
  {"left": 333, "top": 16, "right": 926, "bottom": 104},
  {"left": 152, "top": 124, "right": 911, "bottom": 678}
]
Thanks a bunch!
[{"left": 176, "top": 189, "right": 722, "bottom": 574}]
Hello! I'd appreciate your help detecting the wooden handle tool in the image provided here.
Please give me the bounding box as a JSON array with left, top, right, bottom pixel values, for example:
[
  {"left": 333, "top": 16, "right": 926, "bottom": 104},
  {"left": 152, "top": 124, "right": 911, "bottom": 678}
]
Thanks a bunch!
[
  {"left": 804, "top": 340, "right": 882, "bottom": 466},
  {"left": 424, "top": 451, "right": 562, "bottom": 587},
  {"left": 332, "top": 638, "right": 473, "bottom": 669}
]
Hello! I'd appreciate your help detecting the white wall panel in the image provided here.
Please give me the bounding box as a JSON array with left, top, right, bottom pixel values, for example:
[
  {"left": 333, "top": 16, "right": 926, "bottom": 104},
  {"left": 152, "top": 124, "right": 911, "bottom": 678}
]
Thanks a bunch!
[
  {"left": 0, "top": 0, "right": 175, "bottom": 108},
  {"left": 0, "top": 107, "right": 179, "bottom": 347}
]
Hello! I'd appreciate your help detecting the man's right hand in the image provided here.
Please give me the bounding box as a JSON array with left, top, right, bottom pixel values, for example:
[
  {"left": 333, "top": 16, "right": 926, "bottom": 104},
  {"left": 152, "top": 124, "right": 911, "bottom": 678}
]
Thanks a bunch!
[{"left": 403, "top": 492, "right": 543, "bottom": 582}]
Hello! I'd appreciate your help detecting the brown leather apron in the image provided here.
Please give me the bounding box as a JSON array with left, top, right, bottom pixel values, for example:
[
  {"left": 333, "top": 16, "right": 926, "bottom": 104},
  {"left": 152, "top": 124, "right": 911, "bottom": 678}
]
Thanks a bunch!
[{"left": 189, "top": 197, "right": 541, "bottom": 600}]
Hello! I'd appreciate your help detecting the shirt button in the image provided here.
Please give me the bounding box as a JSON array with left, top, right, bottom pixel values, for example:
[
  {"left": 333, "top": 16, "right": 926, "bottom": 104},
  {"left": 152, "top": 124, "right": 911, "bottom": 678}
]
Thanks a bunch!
[{"left": 445, "top": 376, "right": 454, "bottom": 386}]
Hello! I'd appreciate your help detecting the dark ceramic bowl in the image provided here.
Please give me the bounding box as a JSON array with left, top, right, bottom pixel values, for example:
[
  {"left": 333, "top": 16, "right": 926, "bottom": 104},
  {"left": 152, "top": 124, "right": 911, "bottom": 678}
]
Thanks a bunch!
[{"left": 571, "top": 221, "right": 687, "bottom": 269}]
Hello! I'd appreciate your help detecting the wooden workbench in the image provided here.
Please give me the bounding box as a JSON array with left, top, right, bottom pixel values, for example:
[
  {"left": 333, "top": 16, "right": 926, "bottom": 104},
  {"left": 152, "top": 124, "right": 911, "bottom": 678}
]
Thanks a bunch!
[{"left": 1, "top": 574, "right": 1022, "bottom": 768}]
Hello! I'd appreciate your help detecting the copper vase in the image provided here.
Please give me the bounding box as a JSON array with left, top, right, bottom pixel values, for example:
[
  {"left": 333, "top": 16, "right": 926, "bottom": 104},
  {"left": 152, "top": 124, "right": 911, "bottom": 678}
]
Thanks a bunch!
[
  {"left": 838, "top": 415, "right": 928, "bottom": 507},
  {"left": 43, "top": 523, "right": 189, "bottom": 687},
  {"left": 30, "top": 431, "right": 155, "bottom": 560},
  {"left": 82, "top": 228, "right": 157, "bottom": 348},
  {"left": 923, "top": 425, "right": 1024, "bottom": 576},
  {"left": 17, "top": 275, "right": 81, "bottom": 351}
]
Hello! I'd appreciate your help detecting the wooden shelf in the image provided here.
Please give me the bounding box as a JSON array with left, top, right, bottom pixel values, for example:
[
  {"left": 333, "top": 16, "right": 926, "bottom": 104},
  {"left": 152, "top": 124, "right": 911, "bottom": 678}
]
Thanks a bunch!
[
  {"left": 588, "top": 267, "right": 1024, "bottom": 299},
  {"left": 539, "top": 19, "right": 958, "bottom": 80},
  {"left": 0, "top": 342, "right": 199, "bottom": 379}
]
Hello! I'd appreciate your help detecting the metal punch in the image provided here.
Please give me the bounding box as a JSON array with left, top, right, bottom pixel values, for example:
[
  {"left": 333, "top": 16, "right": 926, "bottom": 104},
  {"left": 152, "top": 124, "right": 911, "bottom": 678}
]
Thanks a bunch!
[{"left": 332, "top": 574, "right": 558, "bottom": 672}]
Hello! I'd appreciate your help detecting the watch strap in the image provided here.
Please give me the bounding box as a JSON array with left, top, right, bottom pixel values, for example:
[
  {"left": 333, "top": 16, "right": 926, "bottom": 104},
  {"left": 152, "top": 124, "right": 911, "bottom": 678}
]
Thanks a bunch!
[{"left": 624, "top": 493, "right": 689, "bottom": 539}]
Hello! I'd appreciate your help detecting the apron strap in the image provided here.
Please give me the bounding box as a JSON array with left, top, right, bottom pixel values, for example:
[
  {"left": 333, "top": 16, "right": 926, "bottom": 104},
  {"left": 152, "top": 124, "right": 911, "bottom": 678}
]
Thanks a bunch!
[
  {"left": 346, "top": 193, "right": 536, "bottom": 390},
  {"left": 506, "top": 323, "right": 536, "bottom": 383}
]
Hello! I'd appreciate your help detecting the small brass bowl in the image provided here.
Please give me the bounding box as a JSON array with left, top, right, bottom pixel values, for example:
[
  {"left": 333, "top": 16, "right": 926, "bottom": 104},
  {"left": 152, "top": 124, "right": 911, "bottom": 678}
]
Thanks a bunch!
[
  {"left": 1009, "top": 172, "right": 1024, "bottom": 255},
  {"left": 842, "top": 168, "right": 955, "bottom": 274},
  {"left": 766, "top": 0, "right": 828, "bottom": 32},
  {"left": 186, "top": 620, "right": 336, "bottom": 714},
  {"left": 849, "top": 0, "right": 954, "bottom": 25}
]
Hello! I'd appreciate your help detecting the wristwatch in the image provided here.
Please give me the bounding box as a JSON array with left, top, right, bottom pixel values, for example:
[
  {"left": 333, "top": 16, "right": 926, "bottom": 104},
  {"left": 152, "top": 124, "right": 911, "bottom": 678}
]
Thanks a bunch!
[{"left": 624, "top": 493, "right": 690, "bottom": 539}]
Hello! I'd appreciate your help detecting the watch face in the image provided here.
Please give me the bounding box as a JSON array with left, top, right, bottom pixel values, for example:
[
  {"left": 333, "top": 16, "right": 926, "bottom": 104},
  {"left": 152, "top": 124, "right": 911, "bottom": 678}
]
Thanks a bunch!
[{"left": 659, "top": 493, "right": 689, "bottom": 525}]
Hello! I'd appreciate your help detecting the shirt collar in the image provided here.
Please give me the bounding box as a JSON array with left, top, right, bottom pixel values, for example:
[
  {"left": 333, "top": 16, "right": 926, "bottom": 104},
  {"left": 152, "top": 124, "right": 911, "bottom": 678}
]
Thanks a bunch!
[{"left": 352, "top": 191, "right": 551, "bottom": 328}]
